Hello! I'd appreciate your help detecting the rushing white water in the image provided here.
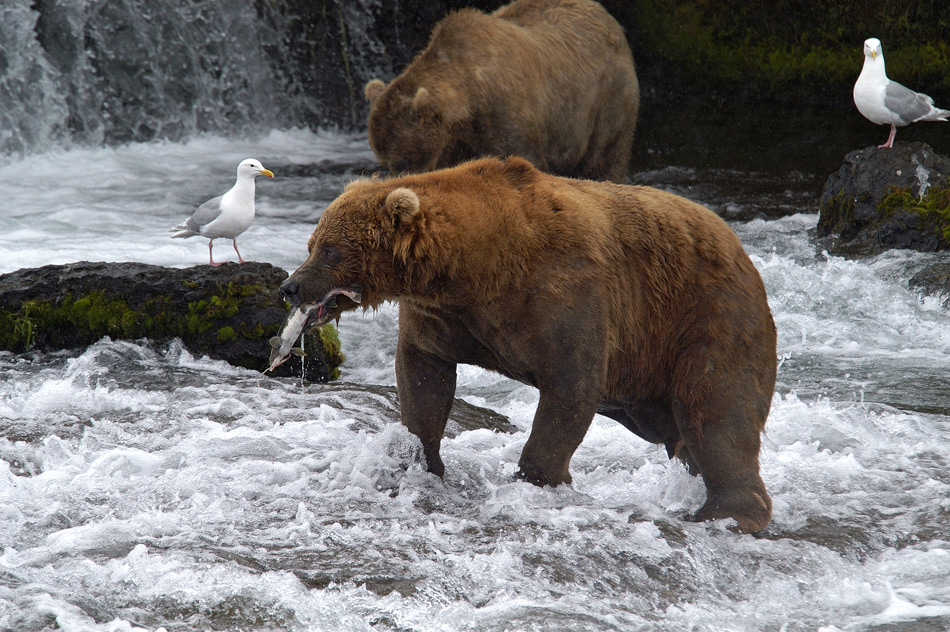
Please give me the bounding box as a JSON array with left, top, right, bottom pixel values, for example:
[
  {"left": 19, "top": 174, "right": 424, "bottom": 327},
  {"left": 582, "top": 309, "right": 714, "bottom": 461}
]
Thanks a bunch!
[
  {"left": 0, "top": 0, "right": 391, "bottom": 160},
  {"left": 1, "top": 130, "right": 950, "bottom": 632}
]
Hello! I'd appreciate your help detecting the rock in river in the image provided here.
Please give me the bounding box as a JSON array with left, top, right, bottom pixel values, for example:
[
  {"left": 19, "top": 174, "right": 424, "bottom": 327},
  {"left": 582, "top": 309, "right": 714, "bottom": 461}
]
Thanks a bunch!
[
  {"left": 909, "top": 261, "right": 950, "bottom": 309},
  {"left": 818, "top": 142, "right": 950, "bottom": 254},
  {"left": 0, "top": 261, "right": 343, "bottom": 381}
]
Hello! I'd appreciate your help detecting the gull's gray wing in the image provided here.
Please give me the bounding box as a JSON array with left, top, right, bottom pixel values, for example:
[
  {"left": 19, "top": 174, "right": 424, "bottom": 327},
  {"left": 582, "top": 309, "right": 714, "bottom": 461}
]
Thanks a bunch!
[
  {"left": 185, "top": 195, "right": 225, "bottom": 232},
  {"left": 884, "top": 80, "right": 937, "bottom": 124}
]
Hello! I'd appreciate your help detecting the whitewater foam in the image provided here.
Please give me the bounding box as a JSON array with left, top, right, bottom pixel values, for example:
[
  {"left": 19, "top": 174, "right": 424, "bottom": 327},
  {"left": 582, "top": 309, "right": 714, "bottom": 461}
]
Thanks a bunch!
[{"left": 2, "top": 135, "right": 950, "bottom": 631}]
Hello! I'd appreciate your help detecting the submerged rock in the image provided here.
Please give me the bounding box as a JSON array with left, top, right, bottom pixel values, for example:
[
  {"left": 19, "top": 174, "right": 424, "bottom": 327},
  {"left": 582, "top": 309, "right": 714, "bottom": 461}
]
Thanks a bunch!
[
  {"left": 318, "top": 382, "right": 518, "bottom": 437},
  {"left": 0, "top": 261, "right": 343, "bottom": 381},
  {"left": 818, "top": 142, "right": 950, "bottom": 254},
  {"left": 909, "top": 262, "right": 950, "bottom": 308}
]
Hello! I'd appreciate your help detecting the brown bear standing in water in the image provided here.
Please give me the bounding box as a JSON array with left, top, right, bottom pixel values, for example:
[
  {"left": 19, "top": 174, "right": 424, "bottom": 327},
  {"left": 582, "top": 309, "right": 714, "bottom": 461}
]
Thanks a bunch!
[
  {"left": 279, "top": 157, "right": 776, "bottom": 532},
  {"left": 364, "top": 0, "right": 639, "bottom": 183}
]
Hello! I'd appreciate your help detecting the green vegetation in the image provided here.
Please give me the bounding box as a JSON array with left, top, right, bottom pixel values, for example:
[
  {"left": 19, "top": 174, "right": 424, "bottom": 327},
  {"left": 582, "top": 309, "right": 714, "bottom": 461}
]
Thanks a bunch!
[
  {"left": 622, "top": 0, "right": 950, "bottom": 102},
  {"left": 818, "top": 190, "right": 857, "bottom": 235},
  {"left": 185, "top": 281, "right": 270, "bottom": 338},
  {"left": 0, "top": 281, "right": 275, "bottom": 352},
  {"left": 315, "top": 323, "right": 345, "bottom": 380},
  {"left": 0, "top": 278, "right": 345, "bottom": 380},
  {"left": 8, "top": 303, "right": 36, "bottom": 352},
  {"left": 0, "top": 291, "right": 142, "bottom": 352},
  {"left": 878, "top": 180, "right": 950, "bottom": 243}
]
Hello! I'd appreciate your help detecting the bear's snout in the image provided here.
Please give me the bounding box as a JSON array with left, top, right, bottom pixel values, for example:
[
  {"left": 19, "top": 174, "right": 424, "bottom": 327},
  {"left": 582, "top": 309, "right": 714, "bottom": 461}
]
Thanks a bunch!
[{"left": 279, "top": 277, "right": 302, "bottom": 305}]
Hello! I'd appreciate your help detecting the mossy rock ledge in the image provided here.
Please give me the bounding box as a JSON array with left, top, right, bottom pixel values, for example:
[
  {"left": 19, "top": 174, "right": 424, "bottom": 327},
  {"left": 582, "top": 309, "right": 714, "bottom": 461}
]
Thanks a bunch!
[
  {"left": 0, "top": 261, "right": 343, "bottom": 381},
  {"left": 818, "top": 142, "right": 950, "bottom": 255}
]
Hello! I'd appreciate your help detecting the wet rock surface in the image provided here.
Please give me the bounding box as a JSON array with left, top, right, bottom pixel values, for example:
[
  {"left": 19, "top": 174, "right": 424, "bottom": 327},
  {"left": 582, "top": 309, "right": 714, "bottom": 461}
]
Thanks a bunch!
[
  {"left": 818, "top": 142, "right": 950, "bottom": 254},
  {"left": 0, "top": 261, "right": 342, "bottom": 380},
  {"left": 909, "top": 262, "right": 950, "bottom": 308}
]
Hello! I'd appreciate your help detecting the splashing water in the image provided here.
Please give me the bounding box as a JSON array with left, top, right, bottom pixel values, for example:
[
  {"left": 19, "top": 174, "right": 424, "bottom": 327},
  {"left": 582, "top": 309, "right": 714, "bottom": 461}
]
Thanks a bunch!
[
  {"left": 6, "top": 0, "right": 949, "bottom": 627},
  {"left": 1, "top": 131, "right": 950, "bottom": 631}
]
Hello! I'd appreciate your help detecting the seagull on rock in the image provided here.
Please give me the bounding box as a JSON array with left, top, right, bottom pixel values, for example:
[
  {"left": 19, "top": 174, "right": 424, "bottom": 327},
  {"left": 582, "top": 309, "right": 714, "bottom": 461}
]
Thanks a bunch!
[
  {"left": 171, "top": 158, "right": 274, "bottom": 266},
  {"left": 853, "top": 37, "right": 949, "bottom": 149}
]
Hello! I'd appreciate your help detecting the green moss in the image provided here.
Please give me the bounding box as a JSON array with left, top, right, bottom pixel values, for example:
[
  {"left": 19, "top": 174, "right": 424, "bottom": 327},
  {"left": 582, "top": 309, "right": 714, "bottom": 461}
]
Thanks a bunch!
[
  {"left": 627, "top": 0, "right": 950, "bottom": 99},
  {"left": 56, "top": 292, "right": 141, "bottom": 339},
  {"left": 818, "top": 190, "right": 856, "bottom": 235},
  {"left": 185, "top": 300, "right": 213, "bottom": 335},
  {"left": 0, "top": 282, "right": 264, "bottom": 351},
  {"left": 71, "top": 293, "right": 137, "bottom": 334},
  {"left": 238, "top": 321, "right": 269, "bottom": 340},
  {"left": 878, "top": 181, "right": 950, "bottom": 242},
  {"left": 185, "top": 281, "right": 267, "bottom": 335},
  {"left": 317, "top": 323, "right": 345, "bottom": 379},
  {"left": 182, "top": 281, "right": 283, "bottom": 342},
  {"left": 142, "top": 295, "right": 182, "bottom": 336},
  {"left": 0, "top": 279, "right": 342, "bottom": 379},
  {"left": 0, "top": 291, "right": 144, "bottom": 351}
]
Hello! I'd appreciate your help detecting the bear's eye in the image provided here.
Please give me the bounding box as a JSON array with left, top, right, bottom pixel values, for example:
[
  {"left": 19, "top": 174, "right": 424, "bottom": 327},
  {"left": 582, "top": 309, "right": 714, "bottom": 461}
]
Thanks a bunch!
[{"left": 320, "top": 245, "right": 341, "bottom": 267}]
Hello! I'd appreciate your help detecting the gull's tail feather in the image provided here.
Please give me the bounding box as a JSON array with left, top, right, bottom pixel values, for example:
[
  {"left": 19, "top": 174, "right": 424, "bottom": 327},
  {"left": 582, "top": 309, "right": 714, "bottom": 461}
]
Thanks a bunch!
[
  {"left": 170, "top": 223, "right": 197, "bottom": 239},
  {"left": 932, "top": 107, "right": 950, "bottom": 122},
  {"left": 919, "top": 95, "right": 950, "bottom": 122}
]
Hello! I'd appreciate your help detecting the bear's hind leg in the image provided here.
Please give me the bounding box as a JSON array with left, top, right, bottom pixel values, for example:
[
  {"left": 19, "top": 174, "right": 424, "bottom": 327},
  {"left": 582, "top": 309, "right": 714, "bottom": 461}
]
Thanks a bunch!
[{"left": 671, "top": 399, "right": 772, "bottom": 533}]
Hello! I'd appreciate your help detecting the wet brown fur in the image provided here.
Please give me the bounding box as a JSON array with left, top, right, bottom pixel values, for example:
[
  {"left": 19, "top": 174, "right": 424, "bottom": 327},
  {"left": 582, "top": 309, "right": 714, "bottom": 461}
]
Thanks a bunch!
[
  {"left": 287, "top": 157, "right": 776, "bottom": 532},
  {"left": 364, "top": 0, "right": 639, "bottom": 183}
]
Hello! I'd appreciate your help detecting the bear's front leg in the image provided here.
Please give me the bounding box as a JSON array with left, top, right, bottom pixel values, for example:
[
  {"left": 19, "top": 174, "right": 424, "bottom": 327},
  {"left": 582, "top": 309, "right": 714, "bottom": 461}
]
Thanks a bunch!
[
  {"left": 517, "top": 390, "right": 600, "bottom": 487},
  {"left": 395, "top": 337, "right": 457, "bottom": 478}
]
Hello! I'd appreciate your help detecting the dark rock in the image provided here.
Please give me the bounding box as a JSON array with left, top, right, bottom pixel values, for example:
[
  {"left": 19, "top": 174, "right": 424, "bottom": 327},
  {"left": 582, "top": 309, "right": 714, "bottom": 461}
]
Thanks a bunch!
[
  {"left": 818, "top": 142, "right": 950, "bottom": 254},
  {"left": 258, "top": 0, "right": 490, "bottom": 130},
  {"left": 909, "top": 262, "right": 950, "bottom": 308},
  {"left": 874, "top": 209, "right": 944, "bottom": 252},
  {"left": 319, "top": 382, "right": 518, "bottom": 437},
  {"left": 0, "top": 261, "right": 343, "bottom": 381}
]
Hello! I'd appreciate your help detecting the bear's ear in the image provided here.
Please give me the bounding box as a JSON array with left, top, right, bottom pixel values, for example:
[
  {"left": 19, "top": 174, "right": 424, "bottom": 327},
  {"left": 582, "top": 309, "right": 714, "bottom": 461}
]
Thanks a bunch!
[
  {"left": 365, "top": 79, "right": 386, "bottom": 105},
  {"left": 386, "top": 187, "right": 420, "bottom": 224},
  {"left": 411, "top": 86, "right": 431, "bottom": 110},
  {"left": 500, "top": 156, "right": 539, "bottom": 188},
  {"left": 413, "top": 84, "right": 468, "bottom": 125}
]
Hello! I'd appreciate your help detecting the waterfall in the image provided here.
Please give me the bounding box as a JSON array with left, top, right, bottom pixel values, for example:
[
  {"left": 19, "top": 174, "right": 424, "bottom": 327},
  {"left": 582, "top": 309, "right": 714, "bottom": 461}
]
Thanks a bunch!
[{"left": 0, "top": 0, "right": 398, "bottom": 162}]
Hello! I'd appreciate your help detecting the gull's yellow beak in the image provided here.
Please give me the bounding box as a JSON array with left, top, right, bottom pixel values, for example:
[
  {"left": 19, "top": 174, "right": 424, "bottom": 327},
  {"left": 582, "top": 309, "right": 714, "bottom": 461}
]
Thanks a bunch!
[
  {"left": 871, "top": 51, "right": 877, "bottom": 60},
  {"left": 259, "top": 168, "right": 275, "bottom": 178}
]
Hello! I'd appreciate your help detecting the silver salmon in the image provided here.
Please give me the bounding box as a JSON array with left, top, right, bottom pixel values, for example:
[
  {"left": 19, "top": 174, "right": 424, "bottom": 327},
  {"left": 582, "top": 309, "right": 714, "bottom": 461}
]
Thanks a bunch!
[{"left": 266, "top": 287, "right": 362, "bottom": 373}]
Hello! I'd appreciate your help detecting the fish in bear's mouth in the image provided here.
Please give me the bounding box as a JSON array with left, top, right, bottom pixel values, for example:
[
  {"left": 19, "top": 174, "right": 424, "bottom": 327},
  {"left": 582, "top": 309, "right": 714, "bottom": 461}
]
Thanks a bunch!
[{"left": 267, "top": 286, "right": 362, "bottom": 371}]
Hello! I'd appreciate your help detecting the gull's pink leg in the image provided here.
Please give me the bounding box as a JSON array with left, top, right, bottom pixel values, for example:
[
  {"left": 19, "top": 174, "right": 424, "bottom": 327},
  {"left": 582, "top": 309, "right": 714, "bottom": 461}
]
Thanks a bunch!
[
  {"left": 232, "top": 239, "right": 245, "bottom": 263},
  {"left": 879, "top": 124, "right": 897, "bottom": 149},
  {"left": 209, "top": 240, "right": 222, "bottom": 267}
]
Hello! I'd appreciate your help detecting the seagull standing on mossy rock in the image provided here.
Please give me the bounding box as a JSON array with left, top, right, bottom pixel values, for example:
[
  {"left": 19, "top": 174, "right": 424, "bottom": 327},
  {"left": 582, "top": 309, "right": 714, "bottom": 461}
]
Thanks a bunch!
[
  {"left": 853, "top": 37, "right": 949, "bottom": 149},
  {"left": 171, "top": 158, "right": 275, "bottom": 266}
]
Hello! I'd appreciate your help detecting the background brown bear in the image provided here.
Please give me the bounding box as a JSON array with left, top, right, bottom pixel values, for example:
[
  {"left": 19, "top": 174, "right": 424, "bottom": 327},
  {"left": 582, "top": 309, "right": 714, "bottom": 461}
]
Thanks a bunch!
[
  {"left": 363, "top": 0, "right": 640, "bottom": 183},
  {"left": 280, "top": 157, "right": 777, "bottom": 533}
]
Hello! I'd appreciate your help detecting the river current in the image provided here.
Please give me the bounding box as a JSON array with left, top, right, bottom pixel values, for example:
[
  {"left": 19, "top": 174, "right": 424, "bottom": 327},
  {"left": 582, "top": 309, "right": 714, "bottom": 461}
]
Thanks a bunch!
[{"left": 1, "top": 127, "right": 949, "bottom": 631}]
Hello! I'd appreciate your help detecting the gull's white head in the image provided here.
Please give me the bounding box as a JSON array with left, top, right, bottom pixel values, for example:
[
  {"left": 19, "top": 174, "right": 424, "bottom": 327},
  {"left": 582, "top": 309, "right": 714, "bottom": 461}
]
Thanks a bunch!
[
  {"left": 237, "top": 158, "right": 275, "bottom": 180},
  {"left": 863, "top": 38, "right": 883, "bottom": 61}
]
